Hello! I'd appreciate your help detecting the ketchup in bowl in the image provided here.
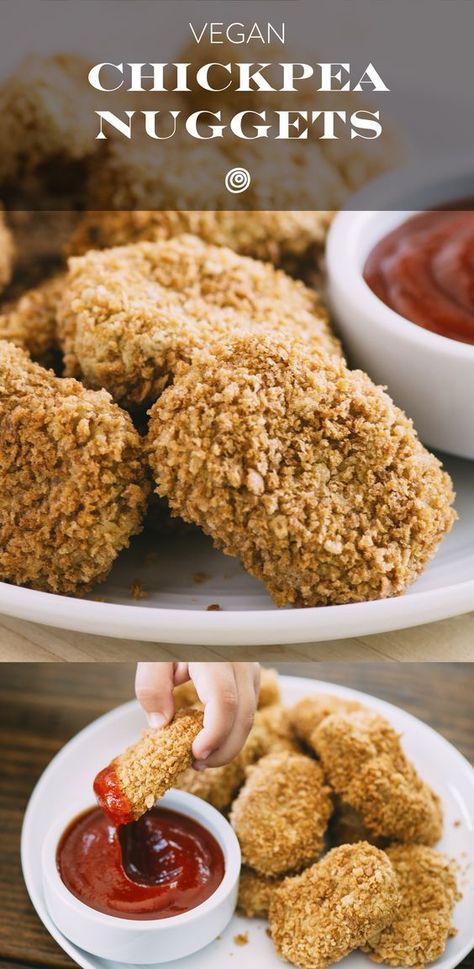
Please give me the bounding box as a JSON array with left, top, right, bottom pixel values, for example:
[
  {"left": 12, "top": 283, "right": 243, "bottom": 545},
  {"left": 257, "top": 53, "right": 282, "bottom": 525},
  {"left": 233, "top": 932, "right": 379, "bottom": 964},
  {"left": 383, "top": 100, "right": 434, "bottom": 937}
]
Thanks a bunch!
[
  {"left": 364, "top": 210, "right": 474, "bottom": 345},
  {"left": 57, "top": 806, "right": 225, "bottom": 919}
]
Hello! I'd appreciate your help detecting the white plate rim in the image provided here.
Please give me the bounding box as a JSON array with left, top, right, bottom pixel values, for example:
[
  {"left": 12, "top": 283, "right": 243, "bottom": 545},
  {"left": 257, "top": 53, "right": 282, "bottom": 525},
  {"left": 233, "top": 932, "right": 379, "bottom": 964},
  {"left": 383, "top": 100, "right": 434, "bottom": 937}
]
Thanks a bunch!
[
  {"left": 2, "top": 576, "right": 474, "bottom": 645},
  {"left": 21, "top": 675, "right": 474, "bottom": 969}
]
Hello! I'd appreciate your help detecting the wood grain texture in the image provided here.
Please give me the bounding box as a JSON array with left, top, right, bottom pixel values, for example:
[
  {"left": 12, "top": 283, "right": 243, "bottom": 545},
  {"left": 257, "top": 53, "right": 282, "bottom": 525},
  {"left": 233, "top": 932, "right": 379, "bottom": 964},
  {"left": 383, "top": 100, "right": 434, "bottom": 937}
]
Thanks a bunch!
[
  {"left": 0, "top": 663, "right": 472, "bottom": 969},
  {"left": 0, "top": 610, "right": 474, "bottom": 662}
]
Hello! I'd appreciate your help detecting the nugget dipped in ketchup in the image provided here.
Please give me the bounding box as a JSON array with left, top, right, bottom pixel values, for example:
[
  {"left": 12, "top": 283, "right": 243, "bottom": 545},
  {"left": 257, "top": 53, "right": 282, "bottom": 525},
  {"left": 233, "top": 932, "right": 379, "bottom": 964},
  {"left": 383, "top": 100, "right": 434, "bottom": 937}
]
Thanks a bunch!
[{"left": 93, "top": 709, "right": 203, "bottom": 826}]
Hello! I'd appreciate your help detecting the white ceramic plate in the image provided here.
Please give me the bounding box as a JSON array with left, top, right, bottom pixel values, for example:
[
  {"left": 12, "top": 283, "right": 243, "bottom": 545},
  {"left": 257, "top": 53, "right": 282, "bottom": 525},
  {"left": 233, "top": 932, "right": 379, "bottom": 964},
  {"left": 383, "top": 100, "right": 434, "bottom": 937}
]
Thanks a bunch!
[
  {"left": 1, "top": 453, "right": 473, "bottom": 644},
  {"left": 21, "top": 676, "right": 474, "bottom": 969}
]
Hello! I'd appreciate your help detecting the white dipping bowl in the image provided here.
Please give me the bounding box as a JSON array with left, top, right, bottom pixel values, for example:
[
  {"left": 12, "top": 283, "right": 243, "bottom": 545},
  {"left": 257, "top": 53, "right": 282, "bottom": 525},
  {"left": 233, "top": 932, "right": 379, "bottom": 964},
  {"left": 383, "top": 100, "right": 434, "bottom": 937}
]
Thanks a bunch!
[
  {"left": 42, "top": 789, "right": 241, "bottom": 964},
  {"left": 327, "top": 158, "right": 474, "bottom": 459}
]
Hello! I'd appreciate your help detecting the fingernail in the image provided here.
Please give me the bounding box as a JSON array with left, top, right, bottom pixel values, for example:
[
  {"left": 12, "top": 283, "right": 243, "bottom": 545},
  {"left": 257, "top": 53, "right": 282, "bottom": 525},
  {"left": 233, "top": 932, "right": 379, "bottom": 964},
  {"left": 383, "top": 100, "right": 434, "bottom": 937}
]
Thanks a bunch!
[
  {"left": 194, "top": 762, "right": 208, "bottom": 771},
  {"left": 147, "top": 712, "right": 167, "bottom": 729},
  {"left": 197, "top": 748, "right": 211, "bottom": 761}
]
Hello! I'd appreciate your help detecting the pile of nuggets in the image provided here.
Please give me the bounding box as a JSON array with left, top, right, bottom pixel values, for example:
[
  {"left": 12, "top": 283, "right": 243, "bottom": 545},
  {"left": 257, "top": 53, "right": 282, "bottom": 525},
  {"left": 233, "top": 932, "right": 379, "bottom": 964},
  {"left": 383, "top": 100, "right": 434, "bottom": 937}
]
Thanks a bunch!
[
  {"left": 0, "top": 54, "right": 457, "bottom": 606},
  {"left": 94, "top": 670, "right": 460, "bottom": 969}
]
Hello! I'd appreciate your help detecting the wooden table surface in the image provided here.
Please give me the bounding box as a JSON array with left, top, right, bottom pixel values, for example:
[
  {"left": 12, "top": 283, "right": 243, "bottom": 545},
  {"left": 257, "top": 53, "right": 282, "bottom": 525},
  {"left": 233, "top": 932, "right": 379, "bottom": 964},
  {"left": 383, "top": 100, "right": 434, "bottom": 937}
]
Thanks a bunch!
[
  {"left": 1, "top": 610, "right": 473, "bottom": 662},
  {"left": 0, "top": 662, "right": 472, "bottom": 969}
]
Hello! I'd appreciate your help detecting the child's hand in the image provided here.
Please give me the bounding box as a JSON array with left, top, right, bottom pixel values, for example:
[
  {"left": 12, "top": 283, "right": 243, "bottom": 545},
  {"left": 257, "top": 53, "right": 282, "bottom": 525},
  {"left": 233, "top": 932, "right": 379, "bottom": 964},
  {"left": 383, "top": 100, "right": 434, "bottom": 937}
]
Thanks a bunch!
[{"left": 135, "top": 662, "right": 261, "bottom": 769}]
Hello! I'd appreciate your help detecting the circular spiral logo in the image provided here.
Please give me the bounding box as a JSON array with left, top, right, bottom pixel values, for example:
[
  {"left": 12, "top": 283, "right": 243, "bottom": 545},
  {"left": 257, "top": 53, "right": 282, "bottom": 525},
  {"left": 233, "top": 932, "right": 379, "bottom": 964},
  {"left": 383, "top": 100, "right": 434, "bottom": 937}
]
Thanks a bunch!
[{"left": 225, "top": 167, "right": 251, "bottom": 194}]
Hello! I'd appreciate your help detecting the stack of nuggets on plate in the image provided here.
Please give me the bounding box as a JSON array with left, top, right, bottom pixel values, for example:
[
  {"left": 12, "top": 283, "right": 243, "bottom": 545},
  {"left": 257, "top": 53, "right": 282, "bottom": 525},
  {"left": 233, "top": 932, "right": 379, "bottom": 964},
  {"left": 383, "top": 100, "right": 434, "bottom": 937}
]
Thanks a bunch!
[
  {"left": 94, "top": 669, "right": 461, "bottom": 969},
  {"left": 0, "top": 53, "right": 456, "bottom": 605}
]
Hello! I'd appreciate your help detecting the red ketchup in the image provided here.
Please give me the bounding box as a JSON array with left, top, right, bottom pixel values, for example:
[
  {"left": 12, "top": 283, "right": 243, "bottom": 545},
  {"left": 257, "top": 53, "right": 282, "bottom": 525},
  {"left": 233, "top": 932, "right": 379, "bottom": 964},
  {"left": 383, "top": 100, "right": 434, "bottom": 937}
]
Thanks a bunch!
[
  {"left": 364, "top": 210, "right": 474, "bottom": 345},
  {"left": 93, "top": 763, "right": 135, "bottom": 827},
  {"left": 57, "top": 806, "right": 225, "bottom": 919}
]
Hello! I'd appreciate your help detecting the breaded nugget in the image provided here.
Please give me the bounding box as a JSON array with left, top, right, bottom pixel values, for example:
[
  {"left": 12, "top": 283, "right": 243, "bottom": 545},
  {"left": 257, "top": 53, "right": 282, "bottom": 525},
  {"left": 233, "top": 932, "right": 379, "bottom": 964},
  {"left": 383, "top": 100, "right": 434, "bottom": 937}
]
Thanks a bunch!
[
  {"left": 58, "top": 235, "right": 339, "bottom": 409},
  {"left": 364, "top": 845, "right": 459, "bottom": 967},
  {"left": 269, "top": 842, "right": 400, "bottom": 969},
  {"left": 238, "top": 866, "right": 282, "bottom": 919},
  {"left": 312, "top": 710, "right": 443, "bottom": 845},
  {"left": 290, "top": 694, "right": 365, "bottom": 745},
  {"left": 94, "top": 709, "right": 203, "bottom": 826},
  {"left": 149, "top": 335, "right": 456, "bottom": 607},
  {"left": 0, "top": 54, "right": 96, "bottom": 182},
  {"left": 0, "top": 209, "right": 14, "bottom": 291},
  {"left": 0, "top": 341, "right": 149, "bottom": 595},
  {"left": 230, "top": 751, "right": 332, "bottom": 875},
  {"left": 67, "top": 209, "right": 333, "bottom": 278},
  {"left": 176, "top": 705, "right": 288, "bottom": 811},
  {"left": 258, "top": 668, "right": 281, "bottom": 708},
  {"left": 0, "top": 273, "right": 63, "bottom": 364}
]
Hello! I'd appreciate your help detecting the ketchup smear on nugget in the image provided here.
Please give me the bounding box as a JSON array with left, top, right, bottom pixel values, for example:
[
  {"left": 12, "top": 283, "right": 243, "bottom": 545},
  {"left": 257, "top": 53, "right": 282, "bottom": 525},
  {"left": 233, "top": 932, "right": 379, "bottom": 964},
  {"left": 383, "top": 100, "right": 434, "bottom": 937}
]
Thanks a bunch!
[
  {"left": 57, "top": 806, "right": 225, "bottom": 919},
  {"left": 364, "top": 209, "right": 474, "bottom": 345}
]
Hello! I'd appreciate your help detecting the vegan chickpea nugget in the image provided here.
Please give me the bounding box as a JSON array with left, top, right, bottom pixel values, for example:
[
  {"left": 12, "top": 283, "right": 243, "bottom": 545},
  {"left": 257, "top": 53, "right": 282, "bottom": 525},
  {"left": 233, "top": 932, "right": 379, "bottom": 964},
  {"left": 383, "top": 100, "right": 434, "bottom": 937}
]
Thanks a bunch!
[
  {"left": 94, "top": 709, "right": 204, "bottom": 826},
  {"left": 364, "top": 845, "right": 459, "bottom": 968},
  {"left": 290, "top": 694, "right": 365, "bottom": 746},
  {"left": 0, "top": 272, "right": 64, "bottom": 364},
  {"left": 312, "top": 710, "right": 443, "bottom": 845},
  {"left": 230, "top": 750, "right": 332, "bottom": 876},
  {"left": 0, "top": 341, "right": 149, "bottom": 595},
  {"left": 269, "top": 842, "right": 400, "bottom": 969},
  {"left": 149, "top": 335, "right": 456, "bottom": 607},
  {"left": 238, "top": 866, "right": 283, "bottom": 919},
  {"left": 57, "top": 235, "right": 340, "bottom": 409},
  {"left": 67, "top": 209, "right": 334, "bottom": 278},
  {"left": 0, "top": 54, "right": 97, "bottom": 183}
]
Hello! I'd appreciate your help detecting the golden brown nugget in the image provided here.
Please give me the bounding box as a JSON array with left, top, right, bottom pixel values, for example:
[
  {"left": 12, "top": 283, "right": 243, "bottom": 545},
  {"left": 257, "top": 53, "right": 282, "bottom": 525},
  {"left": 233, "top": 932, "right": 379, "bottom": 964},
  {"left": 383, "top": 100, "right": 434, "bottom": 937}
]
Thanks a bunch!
[
  {"left": 58, "top": 235, "right": 340, "bottom": 409},
  {"left": 0, "top": 54, "right": 97, "bottom": 182},
  {"left": 0, "top": 341, "right": 149, "bottom": 595},
  {"left": 258, "top": 668, "right": 281, "bottom": 708},
  {"left": 67, "top": 210, "right": 334, "bottom": 277},
  {"left": 238, "top": 866, "right": 282, "bottom": 919},
  {"left": 364, "top": 845, "right": 459, "bottom": 967},
  {"left": 269, "top": 842, "right": 400, "bottom": 969},
  {"left": 149, "top": 335, "right": 456, "bottom": 607},
  {"left": 0, "top": 209, "right": 14, "bottom": 291},
  {"left": 94, "top": 709, "right": 204, "bottom": 826},
  {"left": 0, "top": 273, "right": 64, "bottom": 364},
  {"left": 230, "top": 751, "right": 332, "bottom": 876},
  {"left": 312, "top": 710, "right": 443, "bottom": 845},
  {"left": 290, "top": 694, "right": 365, "bottom": 746}
]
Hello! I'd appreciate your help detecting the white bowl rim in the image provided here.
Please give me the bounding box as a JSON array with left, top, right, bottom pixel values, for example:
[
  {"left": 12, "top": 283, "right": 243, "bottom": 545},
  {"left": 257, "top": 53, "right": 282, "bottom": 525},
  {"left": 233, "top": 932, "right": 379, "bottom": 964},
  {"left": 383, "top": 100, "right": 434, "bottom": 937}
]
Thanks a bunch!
[
  {"left": 42, "top": 788, "right": 241, "bottom": 932},
  {"left": 327, "top": 207, "right": 474, "bottom": 363}
]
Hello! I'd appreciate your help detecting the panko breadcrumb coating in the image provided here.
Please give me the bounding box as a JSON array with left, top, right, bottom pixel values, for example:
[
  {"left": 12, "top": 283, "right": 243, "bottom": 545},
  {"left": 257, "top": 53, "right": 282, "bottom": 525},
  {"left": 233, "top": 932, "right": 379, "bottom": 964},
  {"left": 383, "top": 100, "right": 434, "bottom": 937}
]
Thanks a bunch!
[
  {"left": 312, "top": 710, "right": 443, "bottom": 845},
  {"left": 290, "top": 694, "right": 365, "bottom": 745},
  {"left": 0, "top": 54, "right": 97, "bottom": 183},
  {"left": 0, "top": 273, "right": 63, "bottom": 364},
  {"left": 67, "top": 209, "right": 334, "bottom": 278},
  {"left": 148, "top": 335, "right": 456, "bottom": 607},
  {"left": 238, "top": 866, "right": 282, "bottom": 919},
  {"left": 230, "top": 751, "right": 332, "bottom": 876},
  {"left": 269, "top": 842, "right": 401, "bottom": 969},
  {"left": 58, "top": 235, "right": 340, "bottom": 409},
  {"left": 0, "top": 209, "right": 14, "bottom": 291},
  {"left": 173, "top": 680, "right": 201, "bottom": 710},
  {"left": 364, "top": 845, "right": 459, "bottom": 968},
  {"left": 0, "top": 340, "right": 149, "bottom": 595},
  {"left": 94, "top": 709, "right": 204, "bottom": 825}
]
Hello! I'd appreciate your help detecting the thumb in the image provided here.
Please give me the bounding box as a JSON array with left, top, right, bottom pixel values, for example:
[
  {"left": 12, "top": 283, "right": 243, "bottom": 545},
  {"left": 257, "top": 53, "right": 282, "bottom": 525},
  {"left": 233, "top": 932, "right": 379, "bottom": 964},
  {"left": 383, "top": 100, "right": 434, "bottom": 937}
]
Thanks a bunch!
[{"left": 135, "top": 662, "right": 175, "bottom": 728}]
